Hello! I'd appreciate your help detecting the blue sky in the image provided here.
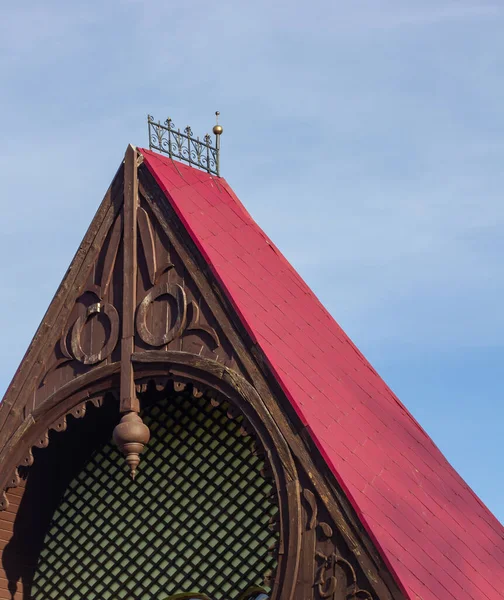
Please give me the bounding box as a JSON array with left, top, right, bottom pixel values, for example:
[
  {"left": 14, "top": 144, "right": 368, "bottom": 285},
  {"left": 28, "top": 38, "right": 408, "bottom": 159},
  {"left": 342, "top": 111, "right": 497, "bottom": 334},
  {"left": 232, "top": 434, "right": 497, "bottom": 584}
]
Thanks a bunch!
[{"left": 0, "top": 1, "right": 503, "bottom": 523}]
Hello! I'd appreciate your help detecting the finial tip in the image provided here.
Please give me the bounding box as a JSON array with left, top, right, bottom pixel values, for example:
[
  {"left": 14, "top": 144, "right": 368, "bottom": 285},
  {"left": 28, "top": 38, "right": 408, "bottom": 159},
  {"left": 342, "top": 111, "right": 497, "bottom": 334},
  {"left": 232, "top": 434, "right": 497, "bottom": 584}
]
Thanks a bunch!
[{"left": 213, "top": 111, "right": 223, "bottom": 136}]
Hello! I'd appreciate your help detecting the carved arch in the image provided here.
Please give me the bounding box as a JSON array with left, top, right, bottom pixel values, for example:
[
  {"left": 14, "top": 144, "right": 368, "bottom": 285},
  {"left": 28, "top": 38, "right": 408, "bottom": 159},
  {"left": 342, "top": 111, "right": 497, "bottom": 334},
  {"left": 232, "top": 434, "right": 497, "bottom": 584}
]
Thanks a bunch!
[{"left": 0, "top": 353, "right": 302, "bottom": 600}]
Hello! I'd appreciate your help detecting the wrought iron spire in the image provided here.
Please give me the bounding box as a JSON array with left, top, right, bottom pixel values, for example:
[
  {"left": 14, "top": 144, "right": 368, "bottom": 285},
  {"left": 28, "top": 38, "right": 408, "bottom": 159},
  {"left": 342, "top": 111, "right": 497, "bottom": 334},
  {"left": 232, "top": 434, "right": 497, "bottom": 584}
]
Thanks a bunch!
[{"left": 147, "top": 112, "right": 223, "bottom": 176}]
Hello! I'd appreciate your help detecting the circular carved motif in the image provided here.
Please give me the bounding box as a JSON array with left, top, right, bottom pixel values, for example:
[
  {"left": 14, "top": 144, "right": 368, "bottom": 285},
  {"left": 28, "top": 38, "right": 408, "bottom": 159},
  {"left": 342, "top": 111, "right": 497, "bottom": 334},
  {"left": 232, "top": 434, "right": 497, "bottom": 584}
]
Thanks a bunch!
[
  {"left": 70, "top": 302, "right": 120, "bottom": 365},
  {"left": 136, "top": 283, "right": 187, "bottom": 347}
]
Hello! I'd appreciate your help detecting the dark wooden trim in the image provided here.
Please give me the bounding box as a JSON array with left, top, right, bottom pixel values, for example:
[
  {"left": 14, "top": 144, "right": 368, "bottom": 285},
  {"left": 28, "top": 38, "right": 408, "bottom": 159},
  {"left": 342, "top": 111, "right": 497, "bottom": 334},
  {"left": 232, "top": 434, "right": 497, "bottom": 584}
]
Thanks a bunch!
[
  {"left": 0, "top": 364, "right": 121, "bottom": 505},
  {"left": 120, "top": 145, "right": 139, "bottom": 413}
]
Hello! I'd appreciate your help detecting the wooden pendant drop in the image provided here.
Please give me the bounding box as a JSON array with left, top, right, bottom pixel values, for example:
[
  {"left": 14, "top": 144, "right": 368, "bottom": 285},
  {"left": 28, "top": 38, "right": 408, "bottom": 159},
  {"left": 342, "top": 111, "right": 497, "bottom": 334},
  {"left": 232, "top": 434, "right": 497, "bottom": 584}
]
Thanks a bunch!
[{"left": 113, "top": 412, "right": 151, "bottom": 480}]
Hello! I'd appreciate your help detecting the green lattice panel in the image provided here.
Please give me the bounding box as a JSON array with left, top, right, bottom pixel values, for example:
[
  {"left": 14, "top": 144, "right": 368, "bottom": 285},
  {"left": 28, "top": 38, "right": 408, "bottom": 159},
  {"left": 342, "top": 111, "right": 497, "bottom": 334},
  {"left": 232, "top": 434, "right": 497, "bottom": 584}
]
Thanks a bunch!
[{"left": 31, "top": 394, "right": 278, "bottom": 600}]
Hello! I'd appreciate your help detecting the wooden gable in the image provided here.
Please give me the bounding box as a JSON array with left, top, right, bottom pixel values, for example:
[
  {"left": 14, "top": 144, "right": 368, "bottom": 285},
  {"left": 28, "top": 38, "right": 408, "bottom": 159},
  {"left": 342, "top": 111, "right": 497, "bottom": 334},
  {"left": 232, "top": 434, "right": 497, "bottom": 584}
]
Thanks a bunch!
[{"left": 0, "top": 146, "right": 406, "bottom": 600}]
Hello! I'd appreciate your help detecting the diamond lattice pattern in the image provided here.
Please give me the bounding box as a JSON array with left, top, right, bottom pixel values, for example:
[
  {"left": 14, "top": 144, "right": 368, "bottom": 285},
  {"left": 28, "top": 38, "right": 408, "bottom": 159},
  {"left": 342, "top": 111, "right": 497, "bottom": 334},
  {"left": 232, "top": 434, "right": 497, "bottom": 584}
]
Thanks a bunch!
[{"left": 31, "top": 394, "right": 278, "bottom": 600}]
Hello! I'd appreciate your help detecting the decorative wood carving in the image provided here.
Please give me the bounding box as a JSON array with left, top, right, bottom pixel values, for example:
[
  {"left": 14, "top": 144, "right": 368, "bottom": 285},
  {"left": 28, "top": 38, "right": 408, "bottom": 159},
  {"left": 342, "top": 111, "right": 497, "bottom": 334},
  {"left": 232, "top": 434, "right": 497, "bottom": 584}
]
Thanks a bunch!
[
  {"left": 136, "top": 282, "right": 187, "bottom": 346},
  {"left": 0, "top": 394, "right": 108, "bottom": 511},
  {"left": 39, "top": 158, "right": 230, "bottom": 413},
  {"left": 136, "top": 183, "right": 238, "bottom": 372},
  {"left": 137, "top": 205, "right": 158, "bottom": 286},
  {"left": 134, "top": 200, "right": 221, "bottom": 358},
  {"left": 100, "top": 210, "right": 123, "bottom": 298},
  {"left": 186, "top": 300, "right": 220, "bottom": 349},
  {"left": 41, "top": 292, "right": 121, "bottom": 387},
  {"left": 302, "top": 487, "right": 376, "bottom": 600},
  {"left": 112, "top": 412, "right": 151, "bottom": 479},
  {"left": 303, "top": 489, "right": 333, "bottom": 537},
  {"left": 315, "top": 553, "right": 373, "bottom": 600},
  {"left": 304, "top": 488, "right": 319, "bottom": 530},
  {"left": 39, "top": 202, "right": 124, "bottom": 394},
  {"left": 70, "top": 301, "right": 120, "bottom": 365}
]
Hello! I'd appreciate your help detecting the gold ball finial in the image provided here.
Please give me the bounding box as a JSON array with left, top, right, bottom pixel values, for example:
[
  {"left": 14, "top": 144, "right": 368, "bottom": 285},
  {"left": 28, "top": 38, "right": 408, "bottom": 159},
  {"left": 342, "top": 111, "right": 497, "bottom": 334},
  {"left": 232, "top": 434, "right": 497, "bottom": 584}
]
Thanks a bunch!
[{"left": 213, "top": 111, "right": 223, "bottom": 136}]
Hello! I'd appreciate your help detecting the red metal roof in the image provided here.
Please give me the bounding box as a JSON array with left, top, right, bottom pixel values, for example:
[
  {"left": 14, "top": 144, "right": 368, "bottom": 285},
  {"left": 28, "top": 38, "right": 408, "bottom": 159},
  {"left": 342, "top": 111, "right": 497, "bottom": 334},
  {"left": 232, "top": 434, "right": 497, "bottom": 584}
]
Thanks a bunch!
[{"left": 140, "top": 148, "right": 504, "bottom": 600}]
